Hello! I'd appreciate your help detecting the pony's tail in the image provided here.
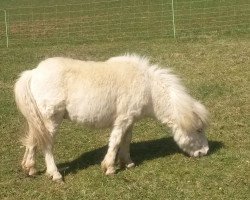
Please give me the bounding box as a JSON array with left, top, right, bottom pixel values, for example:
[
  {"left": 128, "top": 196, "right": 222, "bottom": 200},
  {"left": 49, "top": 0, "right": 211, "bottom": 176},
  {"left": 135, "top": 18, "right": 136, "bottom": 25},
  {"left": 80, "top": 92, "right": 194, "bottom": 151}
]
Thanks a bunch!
[{"left": 14, "top": 70, "right": 52, "bottom": 149}]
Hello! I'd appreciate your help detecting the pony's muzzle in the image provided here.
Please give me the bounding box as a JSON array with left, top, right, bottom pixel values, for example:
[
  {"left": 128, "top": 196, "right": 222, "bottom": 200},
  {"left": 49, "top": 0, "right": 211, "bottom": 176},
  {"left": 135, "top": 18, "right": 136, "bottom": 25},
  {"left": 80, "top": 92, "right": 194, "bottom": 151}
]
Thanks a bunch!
[{"left": 193, "top": 146, "right": 209, "bottom": 157}]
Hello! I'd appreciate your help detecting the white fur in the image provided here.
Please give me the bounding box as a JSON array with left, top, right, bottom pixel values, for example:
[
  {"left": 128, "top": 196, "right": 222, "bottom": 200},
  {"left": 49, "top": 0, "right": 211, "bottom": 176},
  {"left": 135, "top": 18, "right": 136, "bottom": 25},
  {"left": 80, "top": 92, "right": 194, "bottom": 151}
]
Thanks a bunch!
[{"left": 14, "top": 54, "right": 209, "bottom": 181}]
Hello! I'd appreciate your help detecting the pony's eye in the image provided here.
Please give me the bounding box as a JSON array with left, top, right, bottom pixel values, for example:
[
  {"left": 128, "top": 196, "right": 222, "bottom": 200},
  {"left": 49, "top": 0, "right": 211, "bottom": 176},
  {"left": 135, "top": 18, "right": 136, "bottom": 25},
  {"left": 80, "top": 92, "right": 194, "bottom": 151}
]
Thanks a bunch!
[{"left": 197, "top": 128, "right": 203, "bottom": 133}]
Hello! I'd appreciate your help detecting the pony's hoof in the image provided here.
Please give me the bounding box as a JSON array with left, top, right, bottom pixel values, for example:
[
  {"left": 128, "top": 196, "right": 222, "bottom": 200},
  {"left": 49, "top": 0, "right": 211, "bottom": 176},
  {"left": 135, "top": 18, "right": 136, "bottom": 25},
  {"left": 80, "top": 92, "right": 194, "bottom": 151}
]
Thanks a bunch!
[
  {"left": 46, "top": 171, "right": 63, "bottom": 182},
  {"left": 28, "top": 167, "right": 37, "bottom": 176},
  {"left": 105, "top": 168, "right": 116, "bottom": 175},
  {"left": 126, "top": 162, "right": 135, "bottom": 168},
  {"left": 52, "top": 173, "right": 63, "bottom": 182},
  {"left": 118, "top": 160, "right": 135, "bottom": 169},
  {"left": 22, "top": 165, "right": 37, "bottom": 176},
  {"left": 101, "top": 161, "right": 116, "bottom": 175}
]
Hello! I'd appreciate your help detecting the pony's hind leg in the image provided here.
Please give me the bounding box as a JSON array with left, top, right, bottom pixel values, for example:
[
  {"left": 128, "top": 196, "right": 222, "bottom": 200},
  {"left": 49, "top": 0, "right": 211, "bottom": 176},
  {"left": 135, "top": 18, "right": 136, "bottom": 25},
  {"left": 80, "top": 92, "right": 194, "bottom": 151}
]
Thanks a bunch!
[
  {"left": 21, "top": 125, "right": 37, "bottom": 176},
  {"left": 22, "top": 146, "right": 37, "bottom": 176},
  {"left": 118, "top": 127, "right": 135, "bottom": 169},
  {"left": 42, "top": 113, "right": 64, "bottom": 182}
]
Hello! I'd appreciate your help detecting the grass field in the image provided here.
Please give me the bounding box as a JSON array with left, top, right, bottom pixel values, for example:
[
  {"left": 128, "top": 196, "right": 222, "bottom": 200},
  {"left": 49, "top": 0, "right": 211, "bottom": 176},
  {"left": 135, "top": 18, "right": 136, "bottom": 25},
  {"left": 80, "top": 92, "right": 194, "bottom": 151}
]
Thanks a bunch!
[
  {"left": 0, "top": 0, "right": 249, "bottom": 200},
  {"left": 0, "top": 0, "right": 249, "bottom": 47}
]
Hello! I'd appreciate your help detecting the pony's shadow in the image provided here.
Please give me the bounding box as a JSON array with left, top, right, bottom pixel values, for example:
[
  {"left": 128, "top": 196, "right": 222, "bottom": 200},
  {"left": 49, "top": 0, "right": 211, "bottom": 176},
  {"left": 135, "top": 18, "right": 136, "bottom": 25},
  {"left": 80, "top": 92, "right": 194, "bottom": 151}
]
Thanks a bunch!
[{"left": 57, "top": 137, "right": 223, "bottom": 176}]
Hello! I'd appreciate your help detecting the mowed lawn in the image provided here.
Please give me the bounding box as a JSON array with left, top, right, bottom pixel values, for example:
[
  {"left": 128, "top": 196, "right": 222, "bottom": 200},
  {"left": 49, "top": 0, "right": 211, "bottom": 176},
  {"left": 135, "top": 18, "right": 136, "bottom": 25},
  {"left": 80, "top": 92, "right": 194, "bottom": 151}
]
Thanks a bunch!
[{"left": 0, "top": 0, "right": 250, "bottom": 200}]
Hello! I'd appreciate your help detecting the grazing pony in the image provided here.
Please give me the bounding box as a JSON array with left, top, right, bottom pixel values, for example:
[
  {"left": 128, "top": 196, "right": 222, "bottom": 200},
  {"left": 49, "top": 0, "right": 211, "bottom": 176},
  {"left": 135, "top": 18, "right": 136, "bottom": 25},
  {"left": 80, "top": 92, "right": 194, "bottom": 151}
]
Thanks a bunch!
[{"left": 14, "top": 55, "right": 209, "bottom": 181}]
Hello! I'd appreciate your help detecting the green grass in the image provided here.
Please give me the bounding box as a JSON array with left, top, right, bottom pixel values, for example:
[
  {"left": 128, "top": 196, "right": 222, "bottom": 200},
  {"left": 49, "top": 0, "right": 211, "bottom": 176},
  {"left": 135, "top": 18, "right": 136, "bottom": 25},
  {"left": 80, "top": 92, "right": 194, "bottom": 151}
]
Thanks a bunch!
[
  {"left": 0, "top": 38, "right": 249, "bottom": 200},
  {"left": 0, "top": 0, "right": 249, "bottom": 47},
  {"left": 0, "top": 0, "right": 250, "bottom": 199}
]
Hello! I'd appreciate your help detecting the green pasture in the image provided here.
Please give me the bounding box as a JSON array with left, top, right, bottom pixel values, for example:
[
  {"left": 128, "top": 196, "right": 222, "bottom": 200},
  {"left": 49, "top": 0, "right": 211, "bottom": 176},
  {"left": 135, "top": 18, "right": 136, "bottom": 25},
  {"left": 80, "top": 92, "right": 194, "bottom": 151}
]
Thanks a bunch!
[
  {"left": 0, "top": 0, "right": 249, "bottom": 47},
  {"left": 0, "top": 0, "right": 249, "bottom": 199}
]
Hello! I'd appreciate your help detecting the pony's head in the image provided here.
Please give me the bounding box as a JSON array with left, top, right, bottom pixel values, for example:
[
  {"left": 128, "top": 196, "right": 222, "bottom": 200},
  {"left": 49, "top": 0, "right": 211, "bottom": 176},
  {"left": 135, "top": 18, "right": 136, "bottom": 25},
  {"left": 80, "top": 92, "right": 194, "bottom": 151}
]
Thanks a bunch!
[
  {"left": 174, "top": 128, "right": 209, "bottom": 157},
  {"left": 172, "top": 101, "right": 209, "bottom": 157}
]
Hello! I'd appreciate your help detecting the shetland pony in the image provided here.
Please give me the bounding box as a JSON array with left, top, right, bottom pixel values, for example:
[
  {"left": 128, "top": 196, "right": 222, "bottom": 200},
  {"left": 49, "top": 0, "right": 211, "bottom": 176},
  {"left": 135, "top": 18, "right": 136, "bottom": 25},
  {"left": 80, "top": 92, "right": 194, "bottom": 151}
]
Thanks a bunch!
[{"left": 14, "top": 55, "right": 209, "bottom": 181}]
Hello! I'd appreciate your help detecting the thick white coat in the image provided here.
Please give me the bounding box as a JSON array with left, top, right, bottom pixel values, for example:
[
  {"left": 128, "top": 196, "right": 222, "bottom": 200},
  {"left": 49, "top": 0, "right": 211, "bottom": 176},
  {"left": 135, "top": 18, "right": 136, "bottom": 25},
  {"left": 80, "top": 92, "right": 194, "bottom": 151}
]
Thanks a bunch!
[{"left": 14, "top": 55, "right": 209, "bottom": 181}]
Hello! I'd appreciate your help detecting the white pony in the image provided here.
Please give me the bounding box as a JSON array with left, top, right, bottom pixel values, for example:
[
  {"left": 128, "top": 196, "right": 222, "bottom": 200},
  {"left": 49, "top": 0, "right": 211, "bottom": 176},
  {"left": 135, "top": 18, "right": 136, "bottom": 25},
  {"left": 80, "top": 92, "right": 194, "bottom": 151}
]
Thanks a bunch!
[{"left": 14, "top": 55, "right": 209, "bottom": 181}]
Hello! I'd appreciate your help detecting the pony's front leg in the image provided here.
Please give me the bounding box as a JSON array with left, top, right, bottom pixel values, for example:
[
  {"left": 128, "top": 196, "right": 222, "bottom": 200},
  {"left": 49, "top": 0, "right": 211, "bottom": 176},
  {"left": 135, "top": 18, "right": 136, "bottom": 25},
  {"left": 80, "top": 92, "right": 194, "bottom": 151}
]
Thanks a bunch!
[
  {"left": 101, "top": 117, "right": 133, "bottom": 175},
  {"left": 43, "top": 145, "right": 62, "bottom": 182},
  {"left": 118, "top": 128, "right": 135, "bottom": 169}
]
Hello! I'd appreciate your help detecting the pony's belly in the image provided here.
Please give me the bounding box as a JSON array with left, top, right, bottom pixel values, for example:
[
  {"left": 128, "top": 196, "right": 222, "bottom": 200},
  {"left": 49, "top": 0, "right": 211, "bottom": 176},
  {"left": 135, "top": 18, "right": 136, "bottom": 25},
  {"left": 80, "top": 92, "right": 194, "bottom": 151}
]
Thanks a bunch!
[{"left": 66, "top": 105, "right": 115, "bottom": 128}]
